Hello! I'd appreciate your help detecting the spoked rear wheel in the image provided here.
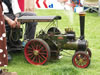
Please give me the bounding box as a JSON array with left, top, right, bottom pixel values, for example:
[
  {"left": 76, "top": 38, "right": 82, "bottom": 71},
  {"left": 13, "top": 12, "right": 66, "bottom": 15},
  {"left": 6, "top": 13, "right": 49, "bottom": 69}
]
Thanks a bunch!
[
  {"left": 72, "top": 51, "right": 90, "bottom": 68},
  {"left": 24, "top": 39, "right": 51, "bottom": 65}
]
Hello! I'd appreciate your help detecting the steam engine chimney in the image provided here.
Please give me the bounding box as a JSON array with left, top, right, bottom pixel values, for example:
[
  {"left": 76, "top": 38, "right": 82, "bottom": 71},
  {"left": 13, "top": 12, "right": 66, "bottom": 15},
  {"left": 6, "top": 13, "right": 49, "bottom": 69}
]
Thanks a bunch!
[{"left": 79, "top": 12, "right": 85, "bottom": 40}]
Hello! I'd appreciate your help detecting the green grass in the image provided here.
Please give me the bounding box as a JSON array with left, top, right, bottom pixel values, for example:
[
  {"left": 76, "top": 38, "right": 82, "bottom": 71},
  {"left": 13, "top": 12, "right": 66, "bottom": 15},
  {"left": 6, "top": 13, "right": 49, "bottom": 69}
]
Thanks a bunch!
[{"left": 3, "top": 9, "right": 100, "bottom": 75}]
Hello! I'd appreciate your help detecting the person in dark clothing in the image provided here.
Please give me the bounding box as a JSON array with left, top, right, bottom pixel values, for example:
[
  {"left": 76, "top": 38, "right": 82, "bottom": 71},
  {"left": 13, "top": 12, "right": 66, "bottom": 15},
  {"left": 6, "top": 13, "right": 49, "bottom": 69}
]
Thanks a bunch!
[
  {"left": 2, "top": 0, "right": 37, "bottom": 60},
  {"left": 2, "top": 0, "right": 37, "bottom": 39}
]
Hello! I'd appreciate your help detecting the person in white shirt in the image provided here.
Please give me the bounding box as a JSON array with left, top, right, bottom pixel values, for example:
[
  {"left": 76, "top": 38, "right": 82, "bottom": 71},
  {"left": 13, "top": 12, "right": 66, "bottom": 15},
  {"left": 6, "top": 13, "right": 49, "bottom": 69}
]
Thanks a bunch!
[
  {"left": 2, "top": 0, "right": 21, "bottom": 15},
  {"left": 2, "top": 0, "right": 37, "bottom": 38},
  {"left": 2, "top": 0, "right": 37, "bottom": 60}
]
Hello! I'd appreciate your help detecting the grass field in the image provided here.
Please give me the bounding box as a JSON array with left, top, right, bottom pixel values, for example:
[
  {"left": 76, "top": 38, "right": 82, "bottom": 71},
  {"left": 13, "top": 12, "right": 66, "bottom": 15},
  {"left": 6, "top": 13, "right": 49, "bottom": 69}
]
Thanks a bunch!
[{"left": 2, "top": 9, "right": 100, "bottom": 75}]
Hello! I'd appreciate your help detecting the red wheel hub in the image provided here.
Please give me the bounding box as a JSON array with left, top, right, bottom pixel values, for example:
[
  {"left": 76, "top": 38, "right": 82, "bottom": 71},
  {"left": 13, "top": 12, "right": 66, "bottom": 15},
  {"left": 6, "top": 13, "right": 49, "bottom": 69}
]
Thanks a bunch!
[{"left": 33, "top": 50, "right": 39, "bottom": 56}]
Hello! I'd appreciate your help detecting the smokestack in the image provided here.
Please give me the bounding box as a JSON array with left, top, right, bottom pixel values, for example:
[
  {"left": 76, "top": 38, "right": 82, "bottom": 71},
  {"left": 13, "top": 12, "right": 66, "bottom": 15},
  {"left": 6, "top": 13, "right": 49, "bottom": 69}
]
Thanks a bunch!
[{"left": 79, "top": 12, "right": 85, "bottom": 40}]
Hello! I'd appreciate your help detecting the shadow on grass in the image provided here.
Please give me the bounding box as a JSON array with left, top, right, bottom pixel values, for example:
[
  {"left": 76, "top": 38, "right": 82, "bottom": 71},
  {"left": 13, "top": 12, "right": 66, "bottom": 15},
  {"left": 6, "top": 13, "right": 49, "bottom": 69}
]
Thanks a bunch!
[{"left": 8, "top": 50, "right": 25, "bottom": 65}]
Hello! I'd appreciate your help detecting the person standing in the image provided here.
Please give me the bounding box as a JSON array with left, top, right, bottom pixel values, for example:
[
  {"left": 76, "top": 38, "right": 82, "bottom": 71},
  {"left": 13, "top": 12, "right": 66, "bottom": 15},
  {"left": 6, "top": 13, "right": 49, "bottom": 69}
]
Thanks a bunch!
[
  {"left": 2, "top": 0, "right": 37, "bottom": 45},
  {"left": 0, "top": 0, "right": 8, "bottom": 67},
  {"left": 2, "top": 0, "right": 37, "bottom": 40},
  {"left": 2, "top": 0, "right": 37, "bottom": 60},
  {"left": 24, "top": 0, "right": 35, "bottom": 12}
]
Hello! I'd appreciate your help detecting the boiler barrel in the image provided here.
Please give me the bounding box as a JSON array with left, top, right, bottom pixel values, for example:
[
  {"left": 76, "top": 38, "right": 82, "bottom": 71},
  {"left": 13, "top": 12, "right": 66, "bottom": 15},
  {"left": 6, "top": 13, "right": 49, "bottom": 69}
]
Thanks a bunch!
[{"left": 62, "top": 39, "right": 88, "bottom": 51}]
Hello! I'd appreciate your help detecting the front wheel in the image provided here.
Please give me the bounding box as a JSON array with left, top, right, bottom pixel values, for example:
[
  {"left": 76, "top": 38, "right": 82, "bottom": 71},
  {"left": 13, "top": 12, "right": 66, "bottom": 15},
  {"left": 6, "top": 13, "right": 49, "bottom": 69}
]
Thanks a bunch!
[{"left": 72, "top": 51, "right": 90, "bottom": 68}]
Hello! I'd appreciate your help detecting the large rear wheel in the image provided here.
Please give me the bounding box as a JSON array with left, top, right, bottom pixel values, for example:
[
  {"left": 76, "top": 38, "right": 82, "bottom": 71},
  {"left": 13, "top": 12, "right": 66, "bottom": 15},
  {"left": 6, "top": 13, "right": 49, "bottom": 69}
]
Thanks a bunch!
[{"left": 24, "top": 39, "right": 51, "bottom": 65}]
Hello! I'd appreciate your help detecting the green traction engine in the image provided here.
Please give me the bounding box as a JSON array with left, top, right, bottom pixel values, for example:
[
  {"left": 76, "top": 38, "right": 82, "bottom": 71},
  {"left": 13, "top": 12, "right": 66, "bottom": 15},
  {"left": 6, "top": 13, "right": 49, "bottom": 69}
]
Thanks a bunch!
[{"left": 18, "top": 12, "right": 92, "bottom": 68}]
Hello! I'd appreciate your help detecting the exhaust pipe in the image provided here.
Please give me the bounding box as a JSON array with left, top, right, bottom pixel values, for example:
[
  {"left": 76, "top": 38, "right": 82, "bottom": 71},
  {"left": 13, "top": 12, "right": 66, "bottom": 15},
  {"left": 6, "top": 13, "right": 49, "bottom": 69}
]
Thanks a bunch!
[{"left": 79, "top": 12, "right": 85, "bottom": 40}]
